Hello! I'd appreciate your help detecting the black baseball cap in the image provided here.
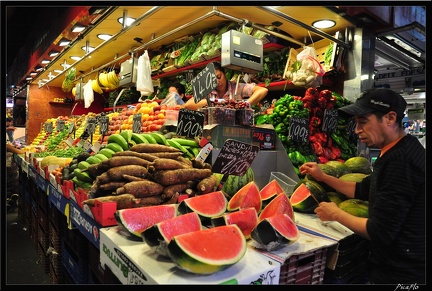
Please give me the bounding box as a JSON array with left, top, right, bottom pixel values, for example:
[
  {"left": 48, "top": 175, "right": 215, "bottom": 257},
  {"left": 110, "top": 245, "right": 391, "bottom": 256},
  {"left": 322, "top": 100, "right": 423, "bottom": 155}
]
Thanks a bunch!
[{"left": 338, "top": 88, "right": 407, "bottom": 118}]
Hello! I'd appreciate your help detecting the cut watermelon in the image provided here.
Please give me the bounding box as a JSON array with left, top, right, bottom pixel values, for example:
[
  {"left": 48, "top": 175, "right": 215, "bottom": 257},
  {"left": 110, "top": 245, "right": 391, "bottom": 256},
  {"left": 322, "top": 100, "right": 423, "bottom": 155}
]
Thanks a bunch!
[
  {"left": 114, "top": 204, "right": 178, "bottom": 240},
  {"left": 290, "top": 183, "right": 319, "bottom": 214},
  {"left": 259, "top": 179, "right": 285, "bottom": 207},
  {"left": 258, "top": 192, "right": 294, "bottom": 222},
  {"left": 227, "top": 181, "right": 262, "bottom": 213},
  {"left": 141, "top": 212, "right": 202, "bottom": 257},
  {"left": 251, "top": 213, "right": 299, "bottom": 251},
  {"left": 211, "top": 207, "right": 258, "bottom": 239},
  {"left": 167, "top": 225, "right": 247, "bottom": 275},
  {"left": 177, "top": 191, "right": 227, "bottom": 223}
]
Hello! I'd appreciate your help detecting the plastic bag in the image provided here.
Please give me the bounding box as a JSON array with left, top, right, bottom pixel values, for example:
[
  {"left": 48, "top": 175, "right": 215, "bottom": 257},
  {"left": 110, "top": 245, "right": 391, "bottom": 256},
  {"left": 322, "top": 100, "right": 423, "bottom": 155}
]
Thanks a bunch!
[
  {"left": 83, "top": 79, "right": 94, "bottom": 108},
  {"left": 160, "top": 92, "right": 183, "bottom": 107},
  {"left": 291, "top": 46, "right": 325, "bottom": 88},
  {"left": 136, "top": 50, "right": 154, "bottom": 96}
]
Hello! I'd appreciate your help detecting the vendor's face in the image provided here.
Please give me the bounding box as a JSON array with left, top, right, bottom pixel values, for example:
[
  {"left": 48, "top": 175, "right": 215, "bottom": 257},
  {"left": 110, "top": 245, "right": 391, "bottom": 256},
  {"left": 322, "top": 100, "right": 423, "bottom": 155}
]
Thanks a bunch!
[{"left": 215, "top": 69, "right": 227, "bottom": 91}]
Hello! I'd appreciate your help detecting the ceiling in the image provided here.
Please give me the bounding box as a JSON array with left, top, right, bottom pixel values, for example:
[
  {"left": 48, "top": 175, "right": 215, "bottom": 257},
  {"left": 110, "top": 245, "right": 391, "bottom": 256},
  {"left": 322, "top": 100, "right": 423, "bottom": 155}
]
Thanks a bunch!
[{"left": 6, "top": 5, "right": 426, "bottom": 103}]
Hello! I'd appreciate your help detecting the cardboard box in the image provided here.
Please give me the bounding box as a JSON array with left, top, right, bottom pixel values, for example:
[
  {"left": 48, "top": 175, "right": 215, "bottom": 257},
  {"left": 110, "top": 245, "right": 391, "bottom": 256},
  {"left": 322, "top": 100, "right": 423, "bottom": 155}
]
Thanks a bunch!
[{"left": 100, "top": 227, "right": 281, "bottom": 285}]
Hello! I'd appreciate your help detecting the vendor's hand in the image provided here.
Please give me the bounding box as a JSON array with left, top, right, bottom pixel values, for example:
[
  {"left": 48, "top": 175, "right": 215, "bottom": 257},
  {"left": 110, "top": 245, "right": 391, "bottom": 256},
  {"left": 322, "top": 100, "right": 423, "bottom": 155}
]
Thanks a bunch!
[
  {"left": 314, "top": 202, "right": 340, "bottom": 221},
  {"left": 299, "top": 162, "right": 325, "bottom": 181}
]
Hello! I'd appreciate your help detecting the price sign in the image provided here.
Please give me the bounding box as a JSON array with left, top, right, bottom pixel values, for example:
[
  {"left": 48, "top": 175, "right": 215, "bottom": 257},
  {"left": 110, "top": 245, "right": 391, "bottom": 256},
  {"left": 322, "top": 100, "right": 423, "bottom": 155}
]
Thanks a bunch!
[
  {"left": 176, "top": 108, "right": 204, "bottom": 138},
  {"left": 57, "top": 119, "right": 65, "bottom": 131},
  {"left": 87, "top": 117, "right": 96, "bottom": 135},
  {"left": 44, "top": 122, "right": 53, "bottom": 133},
  {"left": 191, "top": 62, "right": 217, "bottom": 105},
  {"left": 212, "top": 139, "right": 259, "bottom": 176},
  {"left": 68, "top": 121, "right": 75, "bottom": 134},
  {"left": 132, "top": 113, "right": 142, "bottom": 133},
  {"left": 322, "top": 109, "right": 338, "bottom": 133},
  {"left": 99, "top": 116, "right": 109, "bottom": 135},
  {"left": 346, "top": 117, "right": 357, "bottom": 137},
  {"left": 288, "top": 117, "right": 309, "bottom": 143}
]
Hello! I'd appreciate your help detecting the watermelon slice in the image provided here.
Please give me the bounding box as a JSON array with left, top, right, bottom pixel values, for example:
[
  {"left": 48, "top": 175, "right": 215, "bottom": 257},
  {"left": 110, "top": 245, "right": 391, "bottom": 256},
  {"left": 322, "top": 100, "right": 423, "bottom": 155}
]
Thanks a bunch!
[
  {"left": 114, "top": 204, "right": 178, "bottom": 240},
  {"left": 211, "top": 207, "right": 258, "bottom": 239},
  {"left": 167, "top": 225, "right": 247, "bottom": 275},
  {"left": 142, "top": 212, "right": 202, "bottom": 257},
  {"left": 251, "top": 213, "right": 299, "bottom": 251},
  {"left": 259, "top": 179, "right": 285, "bottom": 207},
  {"left": 177, "top": 191, "right": 227, "bottom": 223},
  {"left": 227, "top": 181, "right": 262, "bottom": 213},
  {"left": 258, "top": 192, "right": 294, "bottom": 222}
]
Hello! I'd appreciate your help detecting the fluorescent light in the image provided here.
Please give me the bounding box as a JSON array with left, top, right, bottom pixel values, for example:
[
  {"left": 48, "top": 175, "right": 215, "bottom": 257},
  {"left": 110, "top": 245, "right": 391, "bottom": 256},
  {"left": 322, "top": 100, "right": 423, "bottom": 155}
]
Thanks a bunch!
[
  {"left": 97, "top": 34, "right": 112, "bottom": 41},
  {"left": 71, "top": 23, "right": 86, "bottom": 33},
  {"left": 49, "top": 50, "right": 60, "bottom": 57},
  {"left": 41, "top": 59, "right": 50, "bottom": 64},
  {"left": 70, "top": 56, "right": 82, "bottom": 61},
  {"left": 81, "top": 46, "right": 95, "bottom": 53},
  {"left": 118, "top": 17, "right": 136, "bottom": 27},
  {"left": 30, "top": 71, "right": 37, "bottom": 76},
  {"left": 59, "top": 38, "right": 71, "bottom": 46},
  {"left": 312, "top": 20, "right": 336, "bottom": 29},
  {"left": 54, "top": 69, "right": 63, "bottom": 73}
]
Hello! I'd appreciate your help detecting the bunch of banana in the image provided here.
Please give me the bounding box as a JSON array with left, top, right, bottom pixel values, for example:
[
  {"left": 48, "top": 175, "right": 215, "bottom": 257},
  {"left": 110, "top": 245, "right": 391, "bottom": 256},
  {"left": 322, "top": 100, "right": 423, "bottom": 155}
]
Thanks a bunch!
[
  {"left": 62, "top": 67, "right": 76, "bottom": 92},
  {"left": 98, "top": 70, "right": 119, "bottom": 90},
  {"left": 91, "top": 79, "right": 103, "bottom": 94}
]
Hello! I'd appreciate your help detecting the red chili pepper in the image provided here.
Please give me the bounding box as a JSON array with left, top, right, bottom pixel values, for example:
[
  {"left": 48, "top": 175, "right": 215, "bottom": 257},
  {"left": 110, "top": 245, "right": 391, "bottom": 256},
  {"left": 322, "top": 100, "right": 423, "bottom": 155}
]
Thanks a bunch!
[{"left": 319, "top": 89, "right": 333, "bottom": 100}]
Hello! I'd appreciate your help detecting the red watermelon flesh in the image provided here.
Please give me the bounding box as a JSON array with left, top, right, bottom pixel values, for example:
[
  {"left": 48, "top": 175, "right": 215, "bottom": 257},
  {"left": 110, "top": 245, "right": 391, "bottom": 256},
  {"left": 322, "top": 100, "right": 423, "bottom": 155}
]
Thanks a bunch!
[
  {"left": 115, "top": 204, "right": 178, "bottom": 240},
  {"left": 178, "top": 191, "right": 227, "bottom": 219},
  {"left": 260, "top": 179, "right": 285, "bottom": 202},
  {"left": 210, "top": 207, "right": 258, "bottom": 239},
  {"left": 258, "top": 192, "right": 294, "bottom": 222},
  {"left": 227, "top": 181, "right": 262, "bottom": 213}
]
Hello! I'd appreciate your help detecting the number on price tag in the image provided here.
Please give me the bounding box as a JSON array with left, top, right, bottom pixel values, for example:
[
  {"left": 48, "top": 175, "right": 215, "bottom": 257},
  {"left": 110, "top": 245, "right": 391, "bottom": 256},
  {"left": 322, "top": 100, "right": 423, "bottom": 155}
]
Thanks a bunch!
[
  {"left": 322, "top": 109, "right": 338, "bottom": 133},
  {"left": 132, "top": 113, "right": 142, "bottom": 133},
  {"left": 212, "top": 139, "right": 259, "bottom": 176},
  {"left": 190, "top": 62, "right": 217, "bottom": 105},
  {"left": 288, "top": 117, "right": 309, "bottom": 143},
  {"left": 176, "top": 109, "right": 204, "bottom": 139},
  {"left": 346, "top": 117, "right": 357, "bottom": 137},
  {"left": 99, "top": 116, "right": 109, "bottom": 135},
  {"left": 87, "top": 117, "right": 96, "bottom": 135}
]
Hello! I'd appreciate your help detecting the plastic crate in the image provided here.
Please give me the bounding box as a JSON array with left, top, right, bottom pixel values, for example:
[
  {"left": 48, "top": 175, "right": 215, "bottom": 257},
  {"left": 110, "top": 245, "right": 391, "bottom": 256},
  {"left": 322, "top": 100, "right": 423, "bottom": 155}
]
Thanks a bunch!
[
  {"left": 37, "top": 241, "right": 51, "bottom": 274},
  {"left": 61, "top": 241, "right": 89, "bottom": 284},
  {"left": 279, "top": 247, "right": 327, "bottom": 285}
]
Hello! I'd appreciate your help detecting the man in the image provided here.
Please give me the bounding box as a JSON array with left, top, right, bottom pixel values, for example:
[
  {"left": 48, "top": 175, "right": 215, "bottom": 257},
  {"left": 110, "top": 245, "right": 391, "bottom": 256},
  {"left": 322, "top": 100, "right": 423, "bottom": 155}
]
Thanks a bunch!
[
  {"left": 300, "top": 88, "right": 425, "bottom": 284},
  {"left": 6, "top": 117, "right": 16, "bottom": 142}
]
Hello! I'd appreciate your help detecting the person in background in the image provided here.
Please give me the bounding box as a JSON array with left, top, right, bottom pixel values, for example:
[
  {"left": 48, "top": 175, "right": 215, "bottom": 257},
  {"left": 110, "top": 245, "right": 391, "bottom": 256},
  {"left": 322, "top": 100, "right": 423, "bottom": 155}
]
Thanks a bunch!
[
  {"left": 168, "top": 82, "right": 187, "bottom": 105},
  {"left": 6, "top": 140, "right": 26, "bottom": 212},
  {"left": 181, "top": 62, "right": 268, "bottom": 110},
  {"left": 6, "top": 117, "right": 16, "bottom": 143},
  {"left": 299, "top": 88, "right": 425, "bottom": 284}
]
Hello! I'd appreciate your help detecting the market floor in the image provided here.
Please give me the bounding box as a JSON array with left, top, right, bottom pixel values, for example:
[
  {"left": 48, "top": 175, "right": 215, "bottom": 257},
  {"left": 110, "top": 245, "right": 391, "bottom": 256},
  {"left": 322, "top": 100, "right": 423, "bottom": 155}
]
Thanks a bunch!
[{"left": 5, "top": 207, "right": 52, "bottom": 285}]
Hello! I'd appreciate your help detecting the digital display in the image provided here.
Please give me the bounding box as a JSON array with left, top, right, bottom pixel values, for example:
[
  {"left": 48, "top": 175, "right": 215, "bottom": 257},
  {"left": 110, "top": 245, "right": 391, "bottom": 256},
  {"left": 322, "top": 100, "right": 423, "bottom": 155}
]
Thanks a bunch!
[{"left": 233, "top": 50, "right": 261, "bottom": 64}]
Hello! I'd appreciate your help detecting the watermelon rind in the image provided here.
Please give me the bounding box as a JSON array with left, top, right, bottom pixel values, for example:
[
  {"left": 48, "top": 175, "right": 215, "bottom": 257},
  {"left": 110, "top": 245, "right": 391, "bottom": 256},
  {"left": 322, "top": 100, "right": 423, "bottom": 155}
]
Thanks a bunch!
[
  {"left": 210, "top": 207, "right": 258, "bottom": 239},
  {"left": 167, "top": 225, "right": 247, "bottom": 275},
  {"left": 251, "top": 214, "right": 299, "bottom": 251},
  {"left": 177, "top": 191, "right": 227, "bottom": 222},
  {"left": 114, "top": 204, "right": 178, "bottom": 240},
  {"left": 141, "top": 212, "right": 202, "bottom": 257},
  {"left": 325, "top": 161, "right": 351, "bottom": 177},
  {"left": 258, "top": 192, "right": 294, "bottom": 222},
  {"left": 259, "top": 179, "right": 284, "bottom": 207},
  {"left": 227, "top": 181, "right": 262, "bottom": 213},
  {"left": 290, "top": 183, "right": 319, "bottom": 214},
  {"left": 214, "top": 168, "right": 255, "bottom": 198}
]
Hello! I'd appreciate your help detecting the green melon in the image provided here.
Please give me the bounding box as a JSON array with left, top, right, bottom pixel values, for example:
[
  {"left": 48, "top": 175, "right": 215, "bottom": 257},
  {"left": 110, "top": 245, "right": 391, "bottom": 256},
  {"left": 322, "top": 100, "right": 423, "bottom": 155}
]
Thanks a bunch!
[
  {"left": 214, "top": 168, "right": 254, "bottom": 199},
  {"left": 141, "top": 212, "right": 202, "bottom": 257},
  {"left": 344, "top": 156, "right": 372, "bottom": 174},
  {"left": 226, "top": 181, "right": 262, "bottom": 213},
  {"left": 177, "top": 191, "right": 227, "bottom": 223},
  {"left": 325, "top": 160, "right": 352, "bottom": 177},
  {"left": 258, "top": 192, "right": 294, "bottom": 222},
  {"left": 259, "top": 179, "right": 285, "bottom": 207},
  {"left": 290, "top": 180, "right": 329, "bottom": 213},
  {"left": 211, "top": 207, "right": 258, "bottom": 239},
  {"left": 251, "top": 214, "right": 299, "bottom": 251},
  {"left": 338, "top": 199, "right": 369, "bottom": 218},
  {"left": 306, "top": 163, "right": 338, "bottom": 192},
  {"left": 326, "top": 191, "right": 344, "bottom": 205},
  {"left": 339, "top": 173, "right": 368, "bottom": 182},
  {"left": 114, "top": 204, "right": 178, "bottom": 240},
  {"left": 167, "top": 225, "right": 247, "bottom": 275}
]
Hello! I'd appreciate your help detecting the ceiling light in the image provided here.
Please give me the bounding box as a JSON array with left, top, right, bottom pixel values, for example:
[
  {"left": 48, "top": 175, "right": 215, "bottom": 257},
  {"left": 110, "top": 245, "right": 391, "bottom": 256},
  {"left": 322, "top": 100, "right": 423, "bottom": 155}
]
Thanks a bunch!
[
  {"left": 26, "top": 76, "right": 33, "bottom": 80},
  {"left": 71, "top": 23, "right": 86, "bottom": 33},
  {"left": 312, "top": 20, "right": 336, "bottom": 29},
  {"left": 97, "top": 34, "right": 112, "bottom": 41},
  {"left": 59, "top": 37, "right": 71, "bottom": 46},
  {"left": 54, "top": 69, "right": 63, "bottom": 73},
  {"left": 70, "top": 56, "right": 82, "bottom": 61},
  {"left": 30, "top": 71, "right": 37, "bottom": 76},
  {"left": 81, "top": 46, "right": 95, "bottom": 53},
  {"left": 49, "top": 50, "right": 60, "bottom": 57},
  {"left": 118, "top": 17, "right": 136, "bottom": 27},
  {"left": 41, "top": 59, "right": 50, "bottom": 64},
  {"left": 35, "top": 65, "right": 43, "bottom": 72}
]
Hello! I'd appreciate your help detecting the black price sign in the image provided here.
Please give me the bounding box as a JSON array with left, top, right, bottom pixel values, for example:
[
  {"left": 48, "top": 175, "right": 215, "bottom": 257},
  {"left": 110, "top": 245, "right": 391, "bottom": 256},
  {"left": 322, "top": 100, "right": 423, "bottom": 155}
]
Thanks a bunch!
[
  {"left": 191, "top": 62, "right": 217, "bottom": 105},
  {"left": 87, "top": 117, "right": 96, "bottom": 135},
  {"left": 132, "top": 113, "right": 142, "bottom": 133},
  {"left": 212, "top": 139, "right": 259, "bottom": 176},
  {"left": 68, "top": 121, "right": 75, "bottom": 134},
  {"left": 346, "top": 117, "right": 357, "bottom": 137},
  {"left": 176, "top": 108, "right": 204, "bottom": 139},
  {"left": 322, "top": 109, "right": 338, "bottom": 133},
  {"left": 288, "top": 117, "right": 309, "bottom": 143},
  {"left": 44, "top": 122, "right": 53, "bottom": 133},
  {"left": 57, "top": 119, "right": 65, "bottom": 131},
  {"left": 99, "top": 116, "right": 109, "bottom": 135}
]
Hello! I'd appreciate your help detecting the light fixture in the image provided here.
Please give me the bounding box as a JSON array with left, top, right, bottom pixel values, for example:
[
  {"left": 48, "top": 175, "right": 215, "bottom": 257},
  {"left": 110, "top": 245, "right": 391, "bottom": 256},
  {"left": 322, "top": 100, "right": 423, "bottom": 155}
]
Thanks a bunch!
[
  {"left": 54, "top": 69, "right": 63, "bottom": 73},
  {"left": 59, "top": 37, "right": 71, "bottom": 46},
  {"left": 26, "top": 76, "right": 33, "bottom": 80},
  {"left": 312, "top": 19, "right": 336, "bottom": 29},
  {"left": 35, "top": 65, "right": 43, "bottom": 72},
  {"left": 30, "top": 71, "right": 37, "bottom": 76},
  {"left": 71, "top": 23, "right": 86, "bottom": 33},
  {"left": 49, "top": 50, "right": 60, "bottom": 57},
  {"left": 70, "top": 56, "right": 81, "bottom": 61},
  {"left": 41, "top": 59, "right": 50, "bottom": 64},
  {"left": 81, "top": 45, "right": 95, "bottom": 53},
  {"left": 97, "top": 34, "right": 112, "bottom": 41},
  {"left": 117, "top": 16, "right": 136, "bottom": 27}
]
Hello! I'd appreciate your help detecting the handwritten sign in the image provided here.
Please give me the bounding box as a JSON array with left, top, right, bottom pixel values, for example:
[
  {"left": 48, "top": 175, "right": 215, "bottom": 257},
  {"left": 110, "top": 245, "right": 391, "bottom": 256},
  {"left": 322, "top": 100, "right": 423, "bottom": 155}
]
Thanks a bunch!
[
  {"left": 44, "top": 122, "right": 53, "bottom": 133},
  {"left": 132, "top": 113, "right": 142, "bottom": 133},
  {"left": 288, "top": 117, "right": 309, "bottom": 143},
  {"left": 346, "top": 117, "right": 357, "bottom": 137},
  {"left": 57, "top": 119, "right": 65, "bottom": 131},
  {"left": 176, "top": 108, "right": 204, "bottom": 138},
  {"left": 99, "top": 116, "right": 109, "bottom": 135},
  {"left": 87, "top": 117, "right": 96, "bottom": 135},
  {"left": 212, "top": 139, "right": 259, "bottom": 176},
  {"left": 322, "top": 109, "right": 338, "bottom": 133},
  {"left": 191, "top": 62, "right": 217, "bottom": 105}
]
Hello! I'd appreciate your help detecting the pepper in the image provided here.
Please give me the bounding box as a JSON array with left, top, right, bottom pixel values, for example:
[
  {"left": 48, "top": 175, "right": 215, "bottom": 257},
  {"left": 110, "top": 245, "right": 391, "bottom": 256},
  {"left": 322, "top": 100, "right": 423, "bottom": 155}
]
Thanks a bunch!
[
  {"left": 275, "top": 104, "right": 289, "bottom": 117},
  {"left": 270, "top": 112, "right": 281, "bottom": 125},
  {"left": 278, "top": 134, "right": 287, "bottom": 143},
  {"left": 311, "top": 116, "right": 321, "bottom": 127},
  {"left": 275, "top": 123, "right": 286, "bottom": 134},
  {"left": 289, "top": 100, "right": 304, "bottom": 111}
]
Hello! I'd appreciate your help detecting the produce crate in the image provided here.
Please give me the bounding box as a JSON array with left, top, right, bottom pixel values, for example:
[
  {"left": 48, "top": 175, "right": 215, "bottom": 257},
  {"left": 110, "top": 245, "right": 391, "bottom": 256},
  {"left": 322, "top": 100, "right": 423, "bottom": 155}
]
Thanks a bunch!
[
  {"left": 61, "top": 241, "right": 89, "bottom": 284},
  {"left": 279, "top": 247, "right": 327, "bottom": 284},
  {"left": 37, "top": 241, "right": 51, "bottom": 274}
]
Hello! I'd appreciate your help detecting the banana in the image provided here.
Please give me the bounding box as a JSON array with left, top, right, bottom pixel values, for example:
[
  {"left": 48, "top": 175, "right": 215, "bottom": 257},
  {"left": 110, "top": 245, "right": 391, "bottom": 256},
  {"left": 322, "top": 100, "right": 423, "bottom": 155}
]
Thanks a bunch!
[
  {"left": 131, "top": 133, "right": 149, "bottom": 144},
  {"left": 142, "top": 133, "right": 157, "bottom": 144},
  {"left": 167, "top": 139, "right": 191, "bottom": 157},
  {"left": 120, "top": 130, "right": 133, "bottom": 143},
  {"left": 170, "top": 137, "right": 200, "bottom": 148},
  {"left": 150, "top": 132, "right": 169, "bottom": 146},
  {"left": 104, "top": 142, "right": 124, "bottom": 153},
  {"left": 107, "top": 133, "right": 129, "bottom": 150},
  {"left": 92, "top": 79, "right": 103, "bottom": 94}
]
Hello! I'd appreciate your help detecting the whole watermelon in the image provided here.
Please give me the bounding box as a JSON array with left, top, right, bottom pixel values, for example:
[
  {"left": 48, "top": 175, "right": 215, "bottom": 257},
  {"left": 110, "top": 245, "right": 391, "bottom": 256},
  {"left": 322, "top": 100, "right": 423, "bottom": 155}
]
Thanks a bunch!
[{"left": 214, "top": 168, "right": 255, "bottom": 199}]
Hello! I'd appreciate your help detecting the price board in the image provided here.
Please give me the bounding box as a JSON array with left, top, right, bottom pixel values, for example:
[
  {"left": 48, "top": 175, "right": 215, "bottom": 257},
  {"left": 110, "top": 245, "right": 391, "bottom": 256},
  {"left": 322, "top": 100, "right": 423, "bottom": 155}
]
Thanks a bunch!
[
  {"left": 322, "top": 109, "right": 338, "bottom": 133},
  {"left": 190, "top": 62, "right": 217, "bottom": 105},
  {"left": 212, "top": 139, "right": 259, "bottom": 176},
  {"left": 87, "top": 117, "right": 96, "bottom": 135},
  {"left": 346, "top": 117, "right": 357, "bottom": 137},
  {"left": 44, "top": 122, "right": 53, "bottom": 133},
  {"left": 176, "top": 108, "right": 204, "bottom": 139},
  {"left": 57, "top": 119, "right": 65, "bottom": 131},
  {"left": 99, "top": 116, "right": 109, "bottom": 135},
  {"left": 132, "top": 113, "right": 142, "bottom": 133},
  {"left": 288, "top": 117, "right": 309, "bottom": 143}
]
